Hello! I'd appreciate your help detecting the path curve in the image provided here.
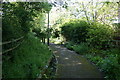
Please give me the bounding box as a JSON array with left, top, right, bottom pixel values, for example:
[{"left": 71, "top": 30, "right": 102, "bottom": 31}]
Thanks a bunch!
[{"left": 50, "top": 44, "right": 104, "bottom": 78}]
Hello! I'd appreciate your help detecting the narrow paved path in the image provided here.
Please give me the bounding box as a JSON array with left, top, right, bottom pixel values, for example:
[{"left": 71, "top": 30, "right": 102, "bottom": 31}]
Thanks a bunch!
[{"left": 50, "top": 44, "right": 104, "bottom": 78}]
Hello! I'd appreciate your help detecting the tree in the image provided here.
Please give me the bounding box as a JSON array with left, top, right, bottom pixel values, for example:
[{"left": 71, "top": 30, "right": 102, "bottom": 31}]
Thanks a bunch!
[{"left": 2, "top": 2, "right": 52, "bottom": 41}]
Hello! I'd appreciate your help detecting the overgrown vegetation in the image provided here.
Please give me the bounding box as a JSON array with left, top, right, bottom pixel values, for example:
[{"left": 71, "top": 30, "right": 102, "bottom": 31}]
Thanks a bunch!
[
  {"left": 41, "top": 55, "right": 57, "bottom": 79},
  {"left": 2, "top": 1, "right": 120, "bottom": 79},
  {"left": 87, "top": 22, "right": 114, "bottom": 49},
  {"left": 61, "top": 19, "right": 90, "bottom": 43},
  {"left": 61, "top": 20, "right": 120, "bottom": 80},
  {"left": 2, "top": 33, "right": 52, "bottom": 78},
  {"left": 2, "top": 2, "right": 53, "bottom": 79},
  {"left": 2, "top": 2, "right": 52, "bottom": 41}
]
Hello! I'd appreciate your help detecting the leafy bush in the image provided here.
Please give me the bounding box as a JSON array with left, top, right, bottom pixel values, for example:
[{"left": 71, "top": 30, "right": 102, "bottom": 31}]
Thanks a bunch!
[
  {"left": 85, "top": 54, "right": 103, "bottom": 65},
  {"left": 61, "top": 20, "right": 114, "bottom": 50},
  {"left": 86, "top": 22, "right": 114, "bottom": 49},
  {"left": 64, "top": 41, "right": 74, "bottom": 50},
  {"left": 65, "top": 42, "right": 90, "bottom": 55},
  {"left": 61, "top": 19, "right": 90, "bottom": 43},
  {"left": 72, "top": 43, "right": 90, "bottom": 55},
  {"left": 2, "top": 33, "right": 52, "bottom": 78},
  {"left": 100, "top": 54, "right": 120, "bottom": 79},
  {"left": 90, "top": 56, "right": 103, "bottom": 65},
  {"left": 109, "top": 49, "right": 120, "bottom": 64},
  {"left": 85, "top": 53, "right": 120, "bottom": 80}
]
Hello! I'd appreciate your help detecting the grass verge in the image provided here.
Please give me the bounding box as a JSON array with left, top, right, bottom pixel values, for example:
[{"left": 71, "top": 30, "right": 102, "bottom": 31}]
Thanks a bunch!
[{"left": 2, "top": 33, "right": 52, "bottom": 79}]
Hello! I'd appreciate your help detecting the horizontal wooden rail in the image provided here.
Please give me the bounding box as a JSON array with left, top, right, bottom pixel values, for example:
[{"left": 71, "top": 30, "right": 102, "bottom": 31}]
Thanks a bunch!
[
  {"left": 1, "top": 40, "right": 24, "bottom": 55},
  {"left": 1, "top": 36, "right": 24, "bottom": 45}
]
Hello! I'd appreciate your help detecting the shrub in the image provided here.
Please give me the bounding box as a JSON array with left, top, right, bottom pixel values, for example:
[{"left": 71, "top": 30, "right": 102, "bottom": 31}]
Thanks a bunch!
[
  {"left": 61, "top": 19, "right": 90, "bottom": 43},
  {"left": 72, "top": 43, "right": 90, "bottom": 55},
  {"left": 109, "top": 48, "right": 120, "bottom": 64},
  {"left": 64, "top": 41, "right": 74, "bottom": 50},
  {"left": 85, "top": 53, "right": 120, "bottom": 80},
  {"left": 92, "top": 56, "right": 103, "bottom": 66},
  {"left": 86, "top": 22, "right": 114, "bottom": 49},
  {"left": 100, "top": 54, "right": 120, "bottom": 79}
]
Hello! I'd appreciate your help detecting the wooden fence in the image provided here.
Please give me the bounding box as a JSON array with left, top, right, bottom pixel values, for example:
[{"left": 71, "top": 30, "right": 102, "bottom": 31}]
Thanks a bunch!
[{"left": 0, "top": 36, "right": 24, "bottom": 55}]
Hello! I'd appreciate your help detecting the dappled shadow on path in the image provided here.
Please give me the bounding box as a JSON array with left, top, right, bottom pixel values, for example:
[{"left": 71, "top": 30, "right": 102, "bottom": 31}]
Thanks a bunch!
[{"left": 50, "top": 44, "right": 104, "bottom": 78}]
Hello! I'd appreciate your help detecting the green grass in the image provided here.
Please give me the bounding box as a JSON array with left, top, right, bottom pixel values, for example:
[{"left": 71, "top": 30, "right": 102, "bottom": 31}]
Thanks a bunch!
[{"left": 2, "top": 33, "right": 52, "bottom": 79}]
